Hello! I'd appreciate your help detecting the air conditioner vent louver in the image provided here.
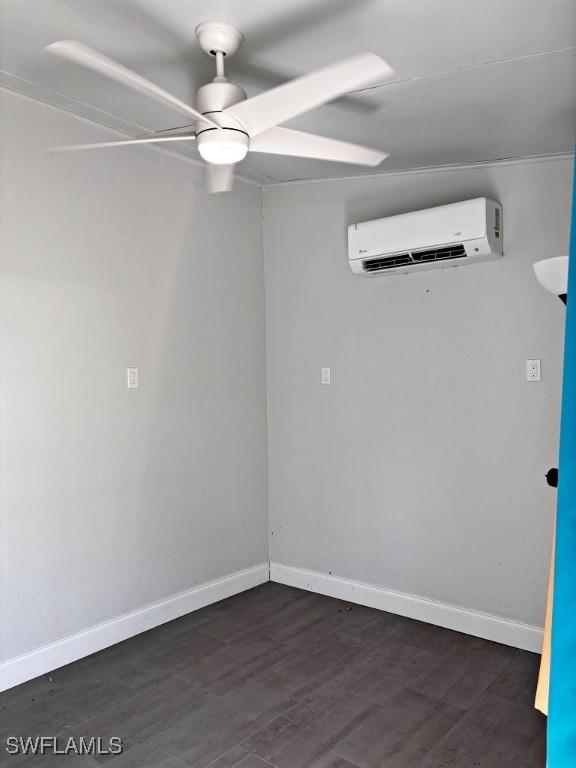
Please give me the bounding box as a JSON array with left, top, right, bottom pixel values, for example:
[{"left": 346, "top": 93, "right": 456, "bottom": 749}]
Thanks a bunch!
[
  {"left": 411, "top": 244, "right": 466, "bottom": 263},
  {"left": 362, "top": 245, "right": 467, "bottom": 273},
  {"left": 362, "top": 253, "right": 412, "bottom": 272}
]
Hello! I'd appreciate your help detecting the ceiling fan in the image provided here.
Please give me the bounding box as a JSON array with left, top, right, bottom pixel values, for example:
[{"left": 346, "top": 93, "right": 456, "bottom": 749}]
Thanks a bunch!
[{"left": 46, "top": 22, "right": 394, "bottom": 193}]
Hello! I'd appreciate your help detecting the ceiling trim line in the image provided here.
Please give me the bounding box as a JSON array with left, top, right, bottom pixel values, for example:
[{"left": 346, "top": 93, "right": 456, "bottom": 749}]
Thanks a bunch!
[
  {"left": 262, "top": 152, "right": 576, "bottom": 188},
  {"left": 348, "top": 46, "right": 576, "bottom": 97}
]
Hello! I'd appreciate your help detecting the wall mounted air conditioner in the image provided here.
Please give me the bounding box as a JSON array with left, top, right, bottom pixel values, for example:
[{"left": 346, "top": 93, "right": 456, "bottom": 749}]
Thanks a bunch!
[{"left": 348, "top": 197, "right": 503, "bottom": 276}]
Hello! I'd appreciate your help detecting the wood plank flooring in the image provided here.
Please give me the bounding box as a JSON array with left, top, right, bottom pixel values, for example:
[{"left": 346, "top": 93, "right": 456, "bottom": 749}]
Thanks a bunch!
[{"left": 0, "top": 583, "right": 546, "bottom": 767}]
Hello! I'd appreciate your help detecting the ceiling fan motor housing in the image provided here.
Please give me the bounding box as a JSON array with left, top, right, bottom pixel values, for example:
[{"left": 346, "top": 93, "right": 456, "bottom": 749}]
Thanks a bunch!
[
  {"left": 196, "top": 80, "right": 249, "bottom": 165},
  {"left": 196, "top": 80, "right": 246, "bottom": 114}
]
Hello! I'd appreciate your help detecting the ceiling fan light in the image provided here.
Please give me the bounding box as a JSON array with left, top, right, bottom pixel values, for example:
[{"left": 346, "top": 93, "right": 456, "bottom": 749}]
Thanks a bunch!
[{"left": 197, "top": 130, "right": 249, "bottom": 165}]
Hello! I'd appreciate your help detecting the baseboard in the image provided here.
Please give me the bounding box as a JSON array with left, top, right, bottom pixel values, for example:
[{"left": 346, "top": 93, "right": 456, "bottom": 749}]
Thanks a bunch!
[
  {"left": 270, "top": 562, "right": 543, "bottom": 654},
  {"left": 1, "top": 559, "right": 543, "bottom": 692},
  {"left": 0, "top": 562, "right": 269, "bottom": 692}
]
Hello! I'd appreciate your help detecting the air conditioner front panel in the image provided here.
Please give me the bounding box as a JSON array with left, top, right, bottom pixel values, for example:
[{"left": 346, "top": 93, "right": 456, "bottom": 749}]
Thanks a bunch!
[
  {"left": 349, "top": 198, "right": 490, "bottom": 260},
  {"left": 348, "top": 198, "right": 503, "bottom": 276}
]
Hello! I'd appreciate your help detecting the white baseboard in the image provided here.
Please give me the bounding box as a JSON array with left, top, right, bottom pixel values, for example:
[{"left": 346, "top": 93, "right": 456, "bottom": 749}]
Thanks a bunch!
[
  {"left": 1, "top": 559, "right": 543, "bottom": 692},
  {"left": 270, "top": 562, "right": 543, "bottom": 654},
  {"left": 0, "top": 562, "right": 269, "bottom": 692}
]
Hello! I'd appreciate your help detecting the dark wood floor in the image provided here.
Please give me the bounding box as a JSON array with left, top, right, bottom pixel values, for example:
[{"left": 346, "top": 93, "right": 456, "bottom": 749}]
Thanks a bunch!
[{"left": 0, "top": 582, "right": 546, "bottom": 767}]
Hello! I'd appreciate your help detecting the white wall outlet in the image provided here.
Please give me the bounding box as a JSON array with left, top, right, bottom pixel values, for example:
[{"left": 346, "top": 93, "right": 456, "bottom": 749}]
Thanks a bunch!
[
  {"left": 321, "top": 367, "right": 331, "bottom": 385},
  {"left": 127, "top": 367, "right": 139, "bottom": 388},
  {"left": 526, "top": 359, "right": 541, "bottom": 382}
]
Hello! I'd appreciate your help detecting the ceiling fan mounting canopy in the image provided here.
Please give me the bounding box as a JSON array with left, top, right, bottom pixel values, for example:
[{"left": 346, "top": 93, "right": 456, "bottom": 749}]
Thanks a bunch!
[{"left": 195, "top": 22, "right": 244, "bottom": 59}]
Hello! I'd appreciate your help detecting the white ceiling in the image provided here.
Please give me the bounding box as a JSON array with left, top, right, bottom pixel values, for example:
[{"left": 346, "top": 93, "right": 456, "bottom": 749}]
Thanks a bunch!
[{"left": 1, "top": 0, "right": 575, "bottom": 184}]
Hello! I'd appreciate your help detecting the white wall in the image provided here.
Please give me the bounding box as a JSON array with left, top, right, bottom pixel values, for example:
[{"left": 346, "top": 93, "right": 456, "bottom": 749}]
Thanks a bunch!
[
  {"left": 264, "top": 156, "right": 573, "bottom": 628},
  {"left": 1, "top": 84, "right": 571, "bottom": 671},
  {"left": 0, "top": 90, "right": 267, "bottom": 662}
]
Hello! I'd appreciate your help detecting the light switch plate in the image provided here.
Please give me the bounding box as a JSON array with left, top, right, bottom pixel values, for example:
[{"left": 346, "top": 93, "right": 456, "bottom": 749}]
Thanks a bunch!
[{"left": 321, "top": 367, "right": 331, "bottom": 385}]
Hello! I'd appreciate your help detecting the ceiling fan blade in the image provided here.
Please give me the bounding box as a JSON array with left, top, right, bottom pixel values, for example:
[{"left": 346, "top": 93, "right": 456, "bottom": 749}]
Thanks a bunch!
[
  {"left": 50, "top": 132, "right": 196, "bottom": 153},
  {"left": 206, "top": 164, "right": 235, "bottom": 194},
  {"left": 46, "top": 41, "right": 218, "bottom": 128},
  {"left": 250, "top": 126, "right": 387, "bottom": 167},
  {"left": 224, "top": 53, "right": 393, "bottom": 137}
]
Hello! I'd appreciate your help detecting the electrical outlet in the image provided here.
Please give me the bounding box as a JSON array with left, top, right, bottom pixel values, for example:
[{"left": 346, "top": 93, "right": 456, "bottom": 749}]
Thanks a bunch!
[
  {"left": 526, "top": 359, "right": 541, "bottom": 382},
  {"left": 127, "top": 367, "right": 139, "bottom": 388},
  {"left": 321, "top": 367, "right": 331, "bottom": 385}
]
